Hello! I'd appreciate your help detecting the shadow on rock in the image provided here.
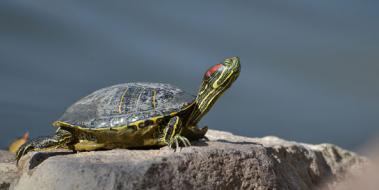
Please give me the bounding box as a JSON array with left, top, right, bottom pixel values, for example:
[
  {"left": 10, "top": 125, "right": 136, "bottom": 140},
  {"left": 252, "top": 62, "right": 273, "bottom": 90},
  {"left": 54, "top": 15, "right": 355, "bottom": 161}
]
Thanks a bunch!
[
  {"left": 190, "top": 139, "right": 209, "bottom": 147},
  {"left": 215, "top": 139, "right": 261, "bottom": 146},
  {"left": 29, "top": 151, "right": 74, "bottom": 170}
]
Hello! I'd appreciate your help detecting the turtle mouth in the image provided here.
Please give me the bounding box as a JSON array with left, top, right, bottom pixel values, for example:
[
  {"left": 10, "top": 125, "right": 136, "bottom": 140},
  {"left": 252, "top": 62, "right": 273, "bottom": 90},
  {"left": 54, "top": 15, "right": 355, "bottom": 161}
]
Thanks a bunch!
[
  {"left": 223, "top": 57, "right": 240, "bottom": 72},
  {"left": 227, "top": 57, "right": 241, "bottom": 77}
]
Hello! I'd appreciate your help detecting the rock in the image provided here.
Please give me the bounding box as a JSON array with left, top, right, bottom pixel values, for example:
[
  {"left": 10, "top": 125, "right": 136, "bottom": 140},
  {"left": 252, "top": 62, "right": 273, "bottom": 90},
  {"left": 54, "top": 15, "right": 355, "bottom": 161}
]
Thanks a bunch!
[
  {"left": 11, "top": 130, "right": 367, "bottom": 190},
  {"left": 0, "top": 151, "right": 17, "bottom": 190}
]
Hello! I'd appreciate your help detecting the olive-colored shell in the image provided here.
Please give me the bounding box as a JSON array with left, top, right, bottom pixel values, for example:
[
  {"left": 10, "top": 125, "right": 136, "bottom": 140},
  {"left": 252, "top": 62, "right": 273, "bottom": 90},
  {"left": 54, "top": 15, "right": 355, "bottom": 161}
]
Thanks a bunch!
[{"left": 58, "top": 82, "right": 195, "bottom": 129}]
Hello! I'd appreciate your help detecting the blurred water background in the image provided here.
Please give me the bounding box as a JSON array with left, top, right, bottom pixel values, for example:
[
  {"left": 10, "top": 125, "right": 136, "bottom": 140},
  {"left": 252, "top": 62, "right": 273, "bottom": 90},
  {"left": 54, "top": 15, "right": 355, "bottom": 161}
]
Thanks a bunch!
[{"left": 1, "top": 1, "right": 378, "bottom": 151}]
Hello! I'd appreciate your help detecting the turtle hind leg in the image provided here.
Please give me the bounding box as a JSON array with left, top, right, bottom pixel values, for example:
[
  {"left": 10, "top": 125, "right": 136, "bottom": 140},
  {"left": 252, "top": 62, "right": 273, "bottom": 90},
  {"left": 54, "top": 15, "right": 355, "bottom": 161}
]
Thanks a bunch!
[{"left": 16, "top": 133, "right": 72, "bottom": 165}]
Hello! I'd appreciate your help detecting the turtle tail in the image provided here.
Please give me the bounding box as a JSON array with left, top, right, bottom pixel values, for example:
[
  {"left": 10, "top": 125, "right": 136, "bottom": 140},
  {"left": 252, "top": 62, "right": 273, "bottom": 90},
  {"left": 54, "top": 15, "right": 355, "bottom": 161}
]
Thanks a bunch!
[{"left": 16, "top": 132, "right": 72, "bottom": 165}]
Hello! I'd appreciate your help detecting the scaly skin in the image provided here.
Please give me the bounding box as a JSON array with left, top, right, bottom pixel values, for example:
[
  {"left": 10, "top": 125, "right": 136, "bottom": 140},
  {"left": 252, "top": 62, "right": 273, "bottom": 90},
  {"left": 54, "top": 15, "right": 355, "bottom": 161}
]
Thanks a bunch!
[{"left": 16, "top": 57, "right": 240, "bottom": 164}]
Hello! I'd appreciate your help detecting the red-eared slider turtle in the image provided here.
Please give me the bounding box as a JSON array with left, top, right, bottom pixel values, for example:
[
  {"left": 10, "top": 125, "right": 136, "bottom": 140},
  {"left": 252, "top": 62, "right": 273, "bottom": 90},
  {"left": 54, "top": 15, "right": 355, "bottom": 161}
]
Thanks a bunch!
[{"left": 16, "top": 57, "right": 240, "bottom": 163}]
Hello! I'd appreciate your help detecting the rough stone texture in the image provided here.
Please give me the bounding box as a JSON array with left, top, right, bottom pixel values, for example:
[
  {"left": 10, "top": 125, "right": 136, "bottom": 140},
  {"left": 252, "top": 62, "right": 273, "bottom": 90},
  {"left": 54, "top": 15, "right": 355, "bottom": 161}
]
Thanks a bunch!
[
  {"left": 6, "top": 130, "right": 368, "bottom": 190},
  {"left": 0, "top": 151, "right": 17, "bottom": 190}
]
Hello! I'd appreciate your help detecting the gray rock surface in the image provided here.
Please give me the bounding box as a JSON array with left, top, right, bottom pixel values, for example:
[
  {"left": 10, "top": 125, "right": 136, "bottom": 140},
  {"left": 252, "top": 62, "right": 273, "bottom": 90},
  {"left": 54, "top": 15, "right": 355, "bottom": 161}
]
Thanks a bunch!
[
  {"left": 0, "top": 151, "right": 17, "bottom": 190},
  {"left": 5, "top": 130, "right": 368, "bottom": 190}
]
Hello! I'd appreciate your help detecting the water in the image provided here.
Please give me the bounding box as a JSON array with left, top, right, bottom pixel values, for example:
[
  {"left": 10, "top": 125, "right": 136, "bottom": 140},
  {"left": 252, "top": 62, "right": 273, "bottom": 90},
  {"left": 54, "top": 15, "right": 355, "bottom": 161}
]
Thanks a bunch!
[{"left": 1, "top": 1, "right": 379, "bottom": 150}]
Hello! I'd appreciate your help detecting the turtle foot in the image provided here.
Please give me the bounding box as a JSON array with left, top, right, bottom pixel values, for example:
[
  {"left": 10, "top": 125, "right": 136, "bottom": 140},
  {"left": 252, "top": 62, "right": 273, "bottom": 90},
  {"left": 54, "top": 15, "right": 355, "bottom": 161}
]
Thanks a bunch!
[{"left": 168, "top": 135, "right": 191, "bottom": 151}]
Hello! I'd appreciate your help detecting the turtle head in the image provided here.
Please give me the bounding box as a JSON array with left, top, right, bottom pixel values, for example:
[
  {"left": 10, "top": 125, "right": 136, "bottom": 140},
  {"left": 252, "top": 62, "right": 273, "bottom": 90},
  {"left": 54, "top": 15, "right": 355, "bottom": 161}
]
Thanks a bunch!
[
  {"left": 201, "top": 56, "right": 240, "bottom": 91},
  {"left": 188, "top": 56, "right": 240, "bottom": 125}
]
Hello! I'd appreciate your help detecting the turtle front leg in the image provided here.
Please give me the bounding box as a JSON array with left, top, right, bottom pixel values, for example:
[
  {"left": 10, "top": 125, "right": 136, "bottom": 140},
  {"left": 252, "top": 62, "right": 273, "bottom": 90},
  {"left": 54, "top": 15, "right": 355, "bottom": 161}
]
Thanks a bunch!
[{"left": 161, "top": 116, "right": 191, "bottom": 150}]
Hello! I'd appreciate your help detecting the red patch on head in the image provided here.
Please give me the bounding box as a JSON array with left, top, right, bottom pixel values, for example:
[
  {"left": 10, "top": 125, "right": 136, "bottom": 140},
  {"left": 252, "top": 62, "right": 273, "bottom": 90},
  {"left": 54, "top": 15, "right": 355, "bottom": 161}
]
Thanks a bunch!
[{"left": 205, "top": 64, "right": 223, "bottom": 78}]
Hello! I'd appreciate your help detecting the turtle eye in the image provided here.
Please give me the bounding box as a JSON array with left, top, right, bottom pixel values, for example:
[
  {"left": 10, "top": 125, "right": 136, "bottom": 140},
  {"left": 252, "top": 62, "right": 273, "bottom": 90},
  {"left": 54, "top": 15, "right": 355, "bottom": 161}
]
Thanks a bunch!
[
  {"left": 204, "top": 63, "right": 224, "bottom": 79},
  {"left": 224, "top": 59, "right": 232, "bottom": 66}
]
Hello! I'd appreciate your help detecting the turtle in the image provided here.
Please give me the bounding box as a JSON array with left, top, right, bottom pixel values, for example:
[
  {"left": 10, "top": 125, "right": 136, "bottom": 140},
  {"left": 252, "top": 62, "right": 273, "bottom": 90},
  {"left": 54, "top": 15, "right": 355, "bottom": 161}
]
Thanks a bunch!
[{"left": 16, "top": 56, "right": 240, "bottom": 163}]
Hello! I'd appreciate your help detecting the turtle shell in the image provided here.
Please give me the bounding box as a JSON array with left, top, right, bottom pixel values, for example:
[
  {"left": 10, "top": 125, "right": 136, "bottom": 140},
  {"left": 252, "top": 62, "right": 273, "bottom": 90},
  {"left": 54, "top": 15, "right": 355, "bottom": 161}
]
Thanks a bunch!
[{"left": 58, "top": 82, "right": 195, "bottom": 129}]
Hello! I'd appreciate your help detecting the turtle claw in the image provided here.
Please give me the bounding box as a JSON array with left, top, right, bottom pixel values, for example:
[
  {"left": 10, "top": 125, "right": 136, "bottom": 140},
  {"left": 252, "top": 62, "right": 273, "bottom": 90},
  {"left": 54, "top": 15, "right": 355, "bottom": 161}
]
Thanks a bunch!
[
  {"left": 15, "top": 144, "right": 31, "bottom": 165},
  {"left": 185, "top": 138, "right": 191, "bottom": 146},
  {"left": 178, "top": 136, "right": 191, "bottom": 147},
  {"left": 168, "top": 135, "right": 191, "bottom": 151},
  {"left": 174, "top": 138, "right": 179, "bottom": 152}
]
